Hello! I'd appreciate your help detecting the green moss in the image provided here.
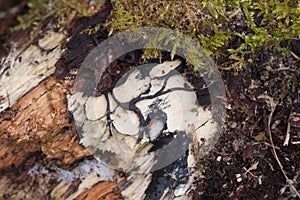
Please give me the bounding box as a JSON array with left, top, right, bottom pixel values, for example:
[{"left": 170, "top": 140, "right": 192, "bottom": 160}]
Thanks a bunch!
[
  {"left": 198, "top": 163, "right": 206, "bottom": 173},
  {"left": 12, "top": 0, "right": 299, "bottom": 68},
  {"left": 240, "top": 105, "right": 260, "bottom": 123},
  {"left": 11, "top": 0, "right": 105, "bottom": 32},
  {"left": 81, "top": 23, "right": 101, "bottom": 34},
  {"left": 106, "top": 0, "right": 300, "bottom": 69}
]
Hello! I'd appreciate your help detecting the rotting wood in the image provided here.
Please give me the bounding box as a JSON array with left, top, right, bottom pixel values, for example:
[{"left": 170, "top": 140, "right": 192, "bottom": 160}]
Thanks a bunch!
[
  {"left": 0, "top": 30, "right": 64, "bottom": 113},
  {"left": 0, "top": 76, "right": 90, "bottom": 170},
  {"left": 0, "top": 74, "right": 121, "bottom": 199},
  {"left": 0, "top": 1, "right": 123, "bottom": 199},
  {"left": 76, "top": 181, "right": 121, "bottom": 200}
]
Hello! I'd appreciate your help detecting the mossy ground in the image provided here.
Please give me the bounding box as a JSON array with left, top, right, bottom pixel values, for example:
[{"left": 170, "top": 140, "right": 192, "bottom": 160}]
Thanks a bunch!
[
  {"left": 10, "top": 0, "right": 105, "bottom": 33},
  {"left": 12, "top": 0, "right": 299, "bottom": 69},
  {"left": 106, "top": 0, "right": 299, "bottom": 68}
]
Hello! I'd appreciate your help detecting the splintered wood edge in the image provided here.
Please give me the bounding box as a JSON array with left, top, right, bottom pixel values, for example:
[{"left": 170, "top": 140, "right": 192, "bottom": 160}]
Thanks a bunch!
[
  {"left": 0, "top": 75, "right": 104, "bottom": 199},
  {"left": 0, "top": 76, "right": 91, "bottom": 169}
]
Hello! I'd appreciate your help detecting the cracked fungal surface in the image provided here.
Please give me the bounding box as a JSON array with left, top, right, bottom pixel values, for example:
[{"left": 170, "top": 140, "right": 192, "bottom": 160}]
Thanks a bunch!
[
  {"left": 69, "top": 60, "right": 217, "bottom": 168},
  {"left": 68, "top": 60, "right": 219, "bottom": 199}
]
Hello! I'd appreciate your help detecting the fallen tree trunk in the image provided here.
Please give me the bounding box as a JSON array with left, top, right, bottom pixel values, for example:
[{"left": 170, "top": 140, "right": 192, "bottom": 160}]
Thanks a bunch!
[
  {"left": 0, "top": 1, "right": 122, "bottom": 199},
  {"left": 0, "top": 1, "right": 221, "bottom": 199}
]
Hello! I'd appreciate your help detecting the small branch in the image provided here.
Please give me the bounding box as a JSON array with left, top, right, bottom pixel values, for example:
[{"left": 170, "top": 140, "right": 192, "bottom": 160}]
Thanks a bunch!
[
  {"left": 291, "top": 141, "right": 300, "bottom": 145},
  {"left": 264, "top": 142, "right": 280, "bottom": 150},
  {"left": 283, "top": 121, "right": 290, "bottom": 146},
  {"left": 266, "top": 103, "right": 300, "bottom": 198}
]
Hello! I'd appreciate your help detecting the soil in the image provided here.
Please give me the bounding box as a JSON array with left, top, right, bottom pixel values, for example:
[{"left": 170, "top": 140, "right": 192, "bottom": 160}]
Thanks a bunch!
[
  {"left": 0, "top": 1, "right": 299, "bottom": 200},
  {"left": 195, "top": 54, "right": 300, "bottom": 199}
]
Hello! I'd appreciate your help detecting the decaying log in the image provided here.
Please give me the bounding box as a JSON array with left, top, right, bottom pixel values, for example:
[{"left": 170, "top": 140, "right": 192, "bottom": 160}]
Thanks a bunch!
[
  {"left": 0, "top": 1, "right": 122, "bottom": 199},
  {"left": 0, "top": 1, "right": 221, "bottom": 199}
]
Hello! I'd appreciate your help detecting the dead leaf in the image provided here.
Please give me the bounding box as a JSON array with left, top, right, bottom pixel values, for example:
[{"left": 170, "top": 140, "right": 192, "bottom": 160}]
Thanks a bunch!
[{"left": 242, "top": 146, "right": 253, "bottom": 161}]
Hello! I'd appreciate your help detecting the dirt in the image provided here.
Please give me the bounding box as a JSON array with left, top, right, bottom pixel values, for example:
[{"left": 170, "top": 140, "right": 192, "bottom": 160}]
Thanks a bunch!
[
  {"left": 193, "top": 53, "right": 300, "bottom": 199},
  {"left": 0, "top": 1, "right": 299, "bottom": 199}
]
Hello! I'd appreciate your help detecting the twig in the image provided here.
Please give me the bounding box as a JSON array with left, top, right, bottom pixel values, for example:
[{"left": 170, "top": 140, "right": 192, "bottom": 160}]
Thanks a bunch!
[
  {"left": 266, "top": 103, "right": 300, "bottom": 198},
  {"left": 283, "top": 121, "right": 290, "bottom": 146},
  {"left": 264, "top": 142, "right": 280, "bottom": 150},
  {"left": 290, "top": 50, "right": 300, "bottom": 61},
  {"left": 291, "top": 141, "right": 300, "bottom": 145}
]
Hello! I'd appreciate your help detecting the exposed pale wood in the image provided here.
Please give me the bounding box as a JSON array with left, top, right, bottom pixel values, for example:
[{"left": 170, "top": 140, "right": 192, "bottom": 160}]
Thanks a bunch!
[{"left": 0, "top": 30, "right": 64, "bottom": 113}]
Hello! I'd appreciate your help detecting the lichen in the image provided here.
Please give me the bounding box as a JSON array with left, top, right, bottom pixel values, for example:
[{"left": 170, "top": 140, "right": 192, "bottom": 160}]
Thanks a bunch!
[{"left": 106, "top": 0, "right": 300, "bottom": 69}]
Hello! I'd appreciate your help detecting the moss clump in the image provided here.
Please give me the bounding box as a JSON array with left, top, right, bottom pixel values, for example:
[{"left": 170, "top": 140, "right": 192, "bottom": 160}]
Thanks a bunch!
[
  {"left": 106, "top": 0, "right": 300, "bottom": 68},
  {"left": 11, "top": 0, "right": 105, "bottom": 32}
]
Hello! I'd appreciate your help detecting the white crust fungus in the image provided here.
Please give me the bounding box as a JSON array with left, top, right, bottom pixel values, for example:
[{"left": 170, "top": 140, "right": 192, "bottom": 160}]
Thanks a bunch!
[{"left": 68, "top": 60, "right": 219, "bottom": 200}]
